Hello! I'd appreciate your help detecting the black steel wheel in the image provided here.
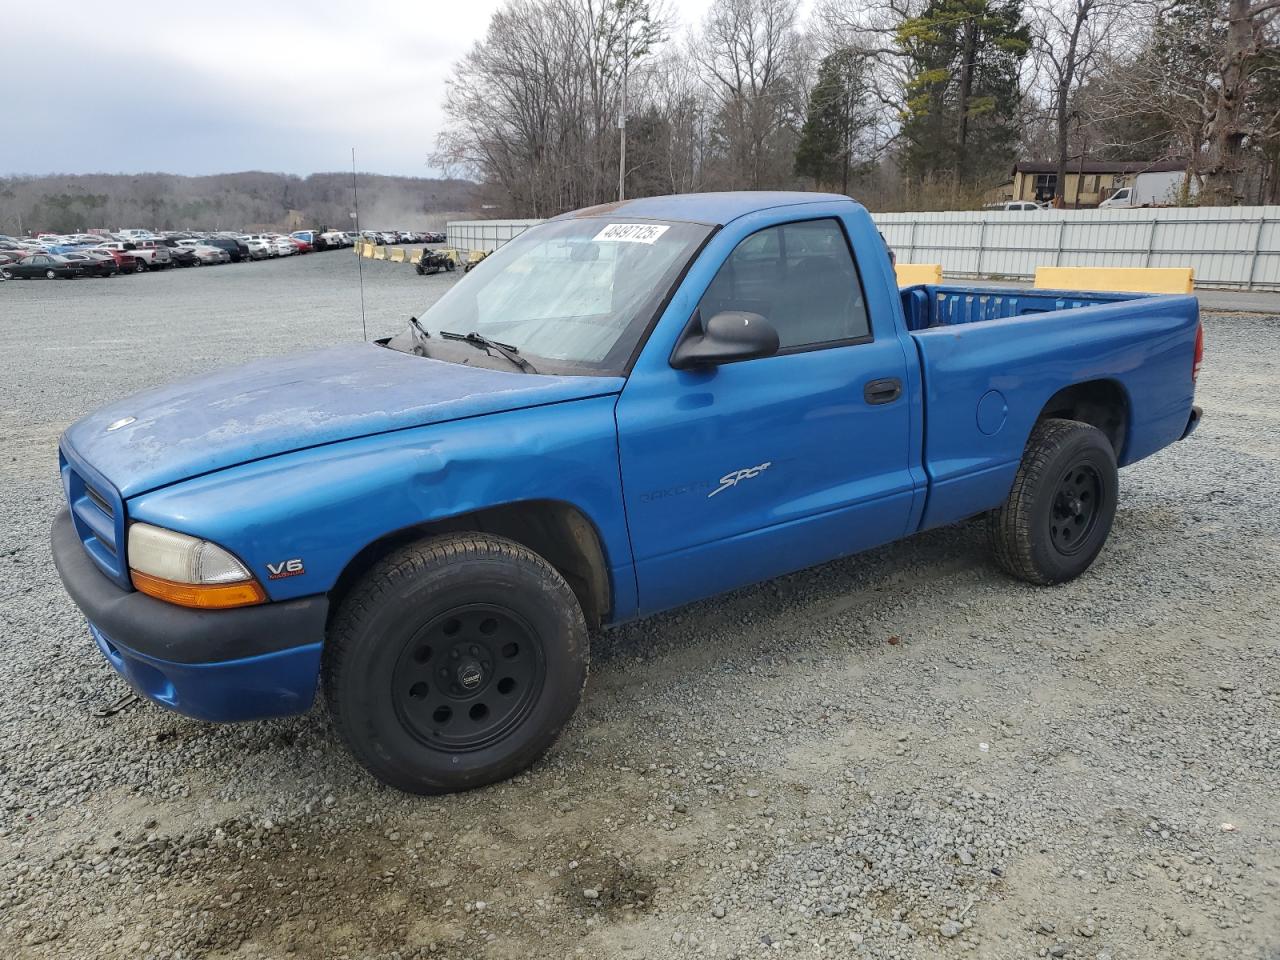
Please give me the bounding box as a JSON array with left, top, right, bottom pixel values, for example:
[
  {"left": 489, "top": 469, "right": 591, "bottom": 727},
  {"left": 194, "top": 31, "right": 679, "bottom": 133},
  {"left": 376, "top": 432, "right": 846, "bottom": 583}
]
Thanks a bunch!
[
  {"left": 1049, "top": 463, "right": 1102, "bottom": 555},
  {"left": 391, "top": 603, "right": 545, "bottom": 752},
  {"left": 988, "top": 418, "right": 1119, "bottom": 585},
  {"left": 324, "top": 533, "right": 589, "bottom": 794}
]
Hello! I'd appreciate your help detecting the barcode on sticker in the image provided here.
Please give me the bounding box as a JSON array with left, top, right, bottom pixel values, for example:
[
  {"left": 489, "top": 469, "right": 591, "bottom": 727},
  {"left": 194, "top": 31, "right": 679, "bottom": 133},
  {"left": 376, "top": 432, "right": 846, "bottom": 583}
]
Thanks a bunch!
[{"left": 593, "top": 223, "right": 670, "bottom": 244}]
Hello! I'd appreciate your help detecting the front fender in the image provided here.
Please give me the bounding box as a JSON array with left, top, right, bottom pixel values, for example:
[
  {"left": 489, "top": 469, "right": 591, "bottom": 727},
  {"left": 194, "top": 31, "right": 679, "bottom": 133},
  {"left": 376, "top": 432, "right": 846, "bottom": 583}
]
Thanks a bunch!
[{"left": 126, "top": 396, "right": 637, "bottom": 620}]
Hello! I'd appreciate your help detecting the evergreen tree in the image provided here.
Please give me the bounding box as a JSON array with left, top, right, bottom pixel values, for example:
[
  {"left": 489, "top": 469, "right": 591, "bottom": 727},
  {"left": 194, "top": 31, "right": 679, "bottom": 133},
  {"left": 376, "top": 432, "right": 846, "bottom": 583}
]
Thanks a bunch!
[
  {"left": 794, "top": 48, "right": 874, "bottom": 193},
  {"left": 897, "top": 0, "right": 1030, "bottom": 186}
]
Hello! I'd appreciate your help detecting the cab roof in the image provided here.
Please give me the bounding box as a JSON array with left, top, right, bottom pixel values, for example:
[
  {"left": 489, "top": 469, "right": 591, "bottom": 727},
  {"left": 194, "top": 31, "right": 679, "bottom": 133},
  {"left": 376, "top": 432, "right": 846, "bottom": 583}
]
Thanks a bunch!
[{"left": 550, "top": 191, "right": 857, "bottom": 227}]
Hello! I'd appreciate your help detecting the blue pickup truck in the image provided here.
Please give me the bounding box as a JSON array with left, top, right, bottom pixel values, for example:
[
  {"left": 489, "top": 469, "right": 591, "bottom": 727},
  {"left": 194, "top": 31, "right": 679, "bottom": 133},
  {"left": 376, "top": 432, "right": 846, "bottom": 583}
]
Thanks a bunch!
[{"left": 52, "top": 192, "right": 1203, "bottom": 794}]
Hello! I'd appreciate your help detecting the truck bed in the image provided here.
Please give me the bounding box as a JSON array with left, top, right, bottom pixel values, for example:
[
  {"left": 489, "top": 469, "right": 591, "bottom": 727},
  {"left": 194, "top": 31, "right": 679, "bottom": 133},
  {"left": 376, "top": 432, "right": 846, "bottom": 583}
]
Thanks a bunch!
[
  {"left": 896, "top": 283, "right": 1200, "bottom": 533},
  {"left": 900, "top": 284, "right": 1153, "bottom": 331}
]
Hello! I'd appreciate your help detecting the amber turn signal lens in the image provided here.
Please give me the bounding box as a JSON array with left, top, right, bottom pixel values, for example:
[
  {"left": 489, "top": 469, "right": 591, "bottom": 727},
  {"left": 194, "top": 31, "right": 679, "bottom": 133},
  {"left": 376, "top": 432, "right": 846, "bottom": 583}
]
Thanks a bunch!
[{"left": 130, "top": 570, "right": 267, "bottom": 609}]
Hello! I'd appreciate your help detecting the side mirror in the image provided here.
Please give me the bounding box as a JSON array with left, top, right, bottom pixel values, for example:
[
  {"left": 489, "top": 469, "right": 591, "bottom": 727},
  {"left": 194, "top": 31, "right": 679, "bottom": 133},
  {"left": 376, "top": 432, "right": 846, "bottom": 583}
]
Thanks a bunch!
[{"left": 670, "top": 310, "right": 779, "bottom": 369}]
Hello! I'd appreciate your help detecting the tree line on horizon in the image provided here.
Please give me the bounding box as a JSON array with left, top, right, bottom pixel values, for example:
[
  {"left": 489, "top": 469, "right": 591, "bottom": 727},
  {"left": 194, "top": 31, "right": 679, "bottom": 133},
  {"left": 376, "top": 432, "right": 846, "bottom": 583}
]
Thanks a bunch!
[
  {"left": 0, "top": 172, "right": 477, "bottom": 237},
  {"left": 433, "top": 0, "right": 1280, "bottom": 214}
]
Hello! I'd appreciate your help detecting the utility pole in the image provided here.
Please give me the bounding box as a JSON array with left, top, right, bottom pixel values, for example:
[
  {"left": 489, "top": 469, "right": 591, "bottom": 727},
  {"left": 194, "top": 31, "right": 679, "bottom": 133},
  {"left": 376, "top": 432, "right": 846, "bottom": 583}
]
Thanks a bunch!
[{"left": 618, "top": 11, "right": 629, "bottom": 202}]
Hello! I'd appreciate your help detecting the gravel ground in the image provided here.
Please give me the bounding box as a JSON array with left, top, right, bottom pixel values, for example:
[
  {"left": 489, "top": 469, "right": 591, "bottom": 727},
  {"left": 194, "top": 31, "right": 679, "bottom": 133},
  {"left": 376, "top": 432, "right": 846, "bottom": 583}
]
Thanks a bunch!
[{"left": 0, "top": 255, "right": 1277, "bottom": 960}]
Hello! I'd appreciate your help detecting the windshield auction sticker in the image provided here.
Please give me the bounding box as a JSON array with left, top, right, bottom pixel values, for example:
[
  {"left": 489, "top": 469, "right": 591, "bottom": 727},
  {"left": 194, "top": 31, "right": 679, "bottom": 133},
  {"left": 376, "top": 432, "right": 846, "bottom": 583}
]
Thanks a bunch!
[{"left": 593, "top": 223, "right": 670, "bottom": 244}]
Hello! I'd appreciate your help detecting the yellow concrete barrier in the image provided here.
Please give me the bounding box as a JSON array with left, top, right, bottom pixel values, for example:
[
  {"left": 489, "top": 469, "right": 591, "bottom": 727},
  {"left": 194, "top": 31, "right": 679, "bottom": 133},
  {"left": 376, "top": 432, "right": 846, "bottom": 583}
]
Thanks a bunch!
[
  {"left": 895, "top": 263, "right": 943, "bottom": 286},
  {"left": 389, "top": 248, "right": 406, "bottom": 263},
  {"left": 409, "top": 249, "right": 423, "bottom": 264},
  {"left": 373, "top": 246, "right": 387, "bottom": 260},
  {"left": 1034, "top": 266, "right": 1194, "bottom": 295}
]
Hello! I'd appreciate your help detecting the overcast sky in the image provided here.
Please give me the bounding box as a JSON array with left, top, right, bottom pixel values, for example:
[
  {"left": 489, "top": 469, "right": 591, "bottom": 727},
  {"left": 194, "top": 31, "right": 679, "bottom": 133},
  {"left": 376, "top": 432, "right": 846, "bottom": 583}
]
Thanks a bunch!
[{"left": 1, "top": 0, "right": 715, "bottom": 179}]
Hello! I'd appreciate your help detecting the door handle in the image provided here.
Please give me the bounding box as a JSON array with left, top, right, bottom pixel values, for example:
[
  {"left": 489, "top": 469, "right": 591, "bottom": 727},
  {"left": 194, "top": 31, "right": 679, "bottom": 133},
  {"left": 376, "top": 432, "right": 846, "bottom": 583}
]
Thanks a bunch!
[{"left": 864, "top": 377, "right": 902, "bottom": 405}]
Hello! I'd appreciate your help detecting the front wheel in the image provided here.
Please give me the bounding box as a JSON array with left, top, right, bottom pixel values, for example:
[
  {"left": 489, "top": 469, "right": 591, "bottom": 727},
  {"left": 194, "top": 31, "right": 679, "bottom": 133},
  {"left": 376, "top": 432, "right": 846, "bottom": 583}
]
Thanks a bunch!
[
  {"left": 988, "top": 418, "right": 1119, "bottom": 585},
  {"left": 323, "top": 533, "right": 589, "bottom": 794},
  {"left": 1, "top": 269, "right": 12, "bottom": 280},
  {"left": 136, "top": 260, "right": 148, "bottom": 272}
]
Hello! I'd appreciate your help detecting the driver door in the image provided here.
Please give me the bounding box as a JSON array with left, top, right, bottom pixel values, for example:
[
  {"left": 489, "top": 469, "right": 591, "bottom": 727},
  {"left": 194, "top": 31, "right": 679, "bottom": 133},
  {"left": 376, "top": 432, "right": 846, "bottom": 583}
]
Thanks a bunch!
[{"left": 615, "top": 216, "right": 916, "bottom": 616}]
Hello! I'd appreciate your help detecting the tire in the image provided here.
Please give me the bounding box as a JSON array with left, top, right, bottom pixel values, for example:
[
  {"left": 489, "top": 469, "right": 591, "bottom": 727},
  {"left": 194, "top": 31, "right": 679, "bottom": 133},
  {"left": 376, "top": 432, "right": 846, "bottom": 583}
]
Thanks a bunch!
[
  {"left": 136, "top": 259, "right": 148, "bottom": 272},
  {"left": 45, "top": 269, "right": 57, "bottom": 279},
  {"left": 445, "top": 259, "right": 455, "bottom": 272},
  {"left": 1, "top": 269, "right": 11, "bottom": 280},
  {"left": 988, "top": 418, "right": 1119, "bottom": 586},
  {"left": 324, "top": 533, "right": 589, "bottom": 794}
]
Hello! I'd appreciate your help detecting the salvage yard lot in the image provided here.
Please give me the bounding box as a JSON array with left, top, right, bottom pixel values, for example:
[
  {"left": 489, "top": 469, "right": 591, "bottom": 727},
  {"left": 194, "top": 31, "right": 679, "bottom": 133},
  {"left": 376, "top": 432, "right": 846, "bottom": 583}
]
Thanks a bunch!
[{"left": 1, "top": 255, "right": 1277, "bottom": 960}]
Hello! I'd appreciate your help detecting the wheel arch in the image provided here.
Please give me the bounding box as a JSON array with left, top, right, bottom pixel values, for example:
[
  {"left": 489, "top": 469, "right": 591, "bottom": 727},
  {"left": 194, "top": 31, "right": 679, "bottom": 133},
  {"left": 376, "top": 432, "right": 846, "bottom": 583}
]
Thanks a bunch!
[
  {"left": 327, "top": 499, "right": 613, "bottom": 629},
  {"left": 1034, "top": 378, "right": 1130, "bottom": 460}
]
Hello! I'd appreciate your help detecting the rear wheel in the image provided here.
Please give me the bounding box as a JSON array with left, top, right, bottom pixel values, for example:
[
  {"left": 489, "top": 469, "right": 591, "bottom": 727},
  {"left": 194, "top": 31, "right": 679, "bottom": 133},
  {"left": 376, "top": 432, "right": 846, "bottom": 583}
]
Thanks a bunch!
[
  {"left": 1, "top": 269, "right": 12, "bottom": 280},
  {"left": 988, "top": 418, "right": 1118, "bottom": 585},
  {"left": 45, "top": 269, "right": 57, "bottom": 279},
  {"left": 323, "top": 533, "right": 589, "bottom": 794},
  {"left": 135, "top": 259, "right": 148, "bottom": 272}
]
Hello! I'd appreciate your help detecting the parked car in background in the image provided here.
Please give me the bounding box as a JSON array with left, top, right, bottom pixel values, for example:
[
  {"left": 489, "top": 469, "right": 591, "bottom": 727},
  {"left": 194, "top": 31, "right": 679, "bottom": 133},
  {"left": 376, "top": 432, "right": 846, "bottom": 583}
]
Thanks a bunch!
[
  {"left": 92, "top": 246, "right": 141, "bottom": 274},
  {"left": 127, "top": 241, "right": 174, "bottom": 271},
  {"left": 175, "top": 240, "right": 231, "bottom": 265},
  {"left": 2, "top": 253, "right": 88, "bottom": 279},
  {"left": 203, "top": 236, "right": 248, "bottom": 262},
  {"left": 270, "top": 236, "right": 297, "bottom": 257},
  {"left": 240, "top": 234, "right": 278, "bottom": 257},
  {"left": 238, "top": 237, "right": 273, "bottom": 260},
  {"left": 168, "top": 246, "right": 201, "bottom": 268},
  {"left": 64, "top": 251, "right": 120, "bottom": 277},
  {"left": 290, "top": 230, "right": 328, "bottom": 251},
  {"left": 286, "top": 236, "right": 313, "bottom": 254}
]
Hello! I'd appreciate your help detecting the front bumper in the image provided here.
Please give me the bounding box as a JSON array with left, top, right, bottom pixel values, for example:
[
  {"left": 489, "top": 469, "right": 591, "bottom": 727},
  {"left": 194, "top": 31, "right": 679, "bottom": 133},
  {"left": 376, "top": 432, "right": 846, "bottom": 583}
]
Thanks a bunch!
[{"left": 51, "top": 508, "right": 327, "bottom": 722}]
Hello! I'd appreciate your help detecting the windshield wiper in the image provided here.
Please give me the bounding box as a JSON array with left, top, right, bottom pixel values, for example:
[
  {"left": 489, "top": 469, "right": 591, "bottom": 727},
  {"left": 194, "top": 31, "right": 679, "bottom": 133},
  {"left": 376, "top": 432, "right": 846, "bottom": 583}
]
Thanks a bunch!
[{"left": 438, "top": 330, "right": 538, "bottom": 374}]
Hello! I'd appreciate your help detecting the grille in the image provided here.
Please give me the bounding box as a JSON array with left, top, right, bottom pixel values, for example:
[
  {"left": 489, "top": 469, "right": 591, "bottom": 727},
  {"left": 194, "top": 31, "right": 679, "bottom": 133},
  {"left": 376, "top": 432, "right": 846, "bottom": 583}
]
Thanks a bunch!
[{"left": 59, "top": 445, "right": 130, "bottom": 588}]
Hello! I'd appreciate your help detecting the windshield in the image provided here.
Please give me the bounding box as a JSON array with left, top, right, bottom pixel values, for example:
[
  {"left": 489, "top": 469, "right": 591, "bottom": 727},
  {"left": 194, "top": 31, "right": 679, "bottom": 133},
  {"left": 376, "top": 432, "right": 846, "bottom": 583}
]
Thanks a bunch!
[{"left": 417, "top": 217, "right": 712, "bottom": 375}]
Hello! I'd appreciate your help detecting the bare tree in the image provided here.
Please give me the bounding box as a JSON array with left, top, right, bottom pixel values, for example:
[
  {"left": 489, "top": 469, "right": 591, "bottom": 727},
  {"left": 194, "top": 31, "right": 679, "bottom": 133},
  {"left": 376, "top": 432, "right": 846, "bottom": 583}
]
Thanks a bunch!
[
  {"left": 695, "top": 0, "right": 804, "bottom": 189},
  {"left": 1029, "top": 0, "right": 1122, "bottom": 202}
]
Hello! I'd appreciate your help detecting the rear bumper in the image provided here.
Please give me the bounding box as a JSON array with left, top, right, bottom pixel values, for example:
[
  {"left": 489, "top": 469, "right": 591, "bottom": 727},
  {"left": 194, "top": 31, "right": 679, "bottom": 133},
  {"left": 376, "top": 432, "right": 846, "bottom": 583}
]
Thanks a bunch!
[
  {"left": 1181, "top": 404, "right": 1203, "bottom": 440},
  {"left": 51, "top": 508, "right": 326, "bottom": 721}
]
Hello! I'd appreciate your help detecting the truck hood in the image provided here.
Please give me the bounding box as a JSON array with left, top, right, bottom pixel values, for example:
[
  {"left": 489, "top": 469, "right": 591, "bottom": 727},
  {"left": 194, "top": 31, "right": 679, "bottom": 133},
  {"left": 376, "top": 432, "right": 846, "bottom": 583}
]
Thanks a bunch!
[{"left": 63, "top": 343, "right": 624, "bottom": 499}]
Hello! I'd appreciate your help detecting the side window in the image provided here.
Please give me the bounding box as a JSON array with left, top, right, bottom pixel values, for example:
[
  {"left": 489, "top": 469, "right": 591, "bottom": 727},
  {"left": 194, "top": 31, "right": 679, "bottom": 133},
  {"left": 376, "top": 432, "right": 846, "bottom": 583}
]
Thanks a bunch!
[{"left": 696, "top": 218, "right": 870, "bottom": 351}]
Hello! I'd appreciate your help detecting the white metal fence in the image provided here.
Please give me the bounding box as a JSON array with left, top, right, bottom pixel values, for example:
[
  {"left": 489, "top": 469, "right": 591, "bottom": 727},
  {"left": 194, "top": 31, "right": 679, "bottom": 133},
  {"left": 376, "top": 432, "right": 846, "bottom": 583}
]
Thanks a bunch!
[
  {"left": 446, "top": 219, "right": 544, "bottom": 253},
  {"left": 448, "top": 207, "right": 1280, "bottom": 289},
  {"left": 873, "top": 206, "right": 1280, "bottom": 290}
]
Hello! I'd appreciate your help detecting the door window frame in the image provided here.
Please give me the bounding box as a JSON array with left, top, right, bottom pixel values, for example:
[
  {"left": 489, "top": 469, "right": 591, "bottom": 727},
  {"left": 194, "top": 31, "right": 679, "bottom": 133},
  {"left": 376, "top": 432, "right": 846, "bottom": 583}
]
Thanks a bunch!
[{"left": 686, "top": 215, "right": 875, "bottom": 365}]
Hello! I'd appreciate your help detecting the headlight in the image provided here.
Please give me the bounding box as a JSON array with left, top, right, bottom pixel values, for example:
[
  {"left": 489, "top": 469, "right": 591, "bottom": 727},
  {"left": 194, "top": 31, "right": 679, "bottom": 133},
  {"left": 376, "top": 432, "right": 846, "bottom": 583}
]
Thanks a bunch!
[{"left": 127, "top": 522, "right": 266, "bottom": 609}]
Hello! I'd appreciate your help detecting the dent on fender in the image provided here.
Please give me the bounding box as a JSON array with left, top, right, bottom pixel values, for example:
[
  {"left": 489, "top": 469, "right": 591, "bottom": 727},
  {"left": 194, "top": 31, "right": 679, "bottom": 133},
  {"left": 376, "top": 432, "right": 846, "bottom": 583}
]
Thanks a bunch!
[{"left": 126, "top": 396, "right": 636, "bottom": 612}]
